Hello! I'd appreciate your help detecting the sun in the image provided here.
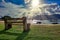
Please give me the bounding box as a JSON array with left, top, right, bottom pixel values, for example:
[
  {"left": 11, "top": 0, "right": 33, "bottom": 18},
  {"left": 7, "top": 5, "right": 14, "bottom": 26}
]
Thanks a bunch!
[
  {"left": 24, "top": 0, "right": 44, "bottom": 17},
  {"left": 31, "top": 0, "right": 40, "bottom": 8}
]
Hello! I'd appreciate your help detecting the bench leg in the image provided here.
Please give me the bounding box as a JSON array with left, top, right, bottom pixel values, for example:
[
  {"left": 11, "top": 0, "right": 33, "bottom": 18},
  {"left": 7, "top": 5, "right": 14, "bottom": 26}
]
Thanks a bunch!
[
  {"left": 5, "top": 23, "right": 12, "bottom": 30},
  {"left": 27, "top": 23, "right": 30, "bottom": 31},
  {"left": 23, "top": 23, "right": 30, "bottom": 32}
]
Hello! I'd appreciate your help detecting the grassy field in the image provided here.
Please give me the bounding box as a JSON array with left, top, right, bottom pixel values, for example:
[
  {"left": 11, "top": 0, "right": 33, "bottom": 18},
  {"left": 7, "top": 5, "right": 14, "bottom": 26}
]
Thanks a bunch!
[{"left": 0, "top": 22, "right": 60, "bottom": 40}]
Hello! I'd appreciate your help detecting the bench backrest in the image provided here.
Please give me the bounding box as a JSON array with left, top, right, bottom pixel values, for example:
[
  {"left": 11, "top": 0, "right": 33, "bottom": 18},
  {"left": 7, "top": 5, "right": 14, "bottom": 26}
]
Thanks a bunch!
[
  {"left": 1, "top": 16, "right": 30, "bottom": 32},
  {"left": 6, "top": 17, "right": 27, "bottom": 24}
]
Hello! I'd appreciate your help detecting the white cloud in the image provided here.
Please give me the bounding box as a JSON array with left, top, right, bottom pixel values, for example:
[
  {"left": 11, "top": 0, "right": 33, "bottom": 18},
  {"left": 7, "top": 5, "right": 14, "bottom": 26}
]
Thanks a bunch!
[
  {"left": 0, "top": 1, "right": 30, "bottom": 18},
  {"left": 40, "top": 3, "right": 60, "bottom": 15},
  {"left": 0, "top": 0, "right": 60, "bottom": 18}
]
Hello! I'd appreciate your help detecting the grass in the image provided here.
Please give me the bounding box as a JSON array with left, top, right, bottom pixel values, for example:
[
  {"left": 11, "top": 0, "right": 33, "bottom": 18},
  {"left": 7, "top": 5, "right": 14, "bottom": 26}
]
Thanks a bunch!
[{"left": 0, "top": 22, "right": 60, "bottom": 40}]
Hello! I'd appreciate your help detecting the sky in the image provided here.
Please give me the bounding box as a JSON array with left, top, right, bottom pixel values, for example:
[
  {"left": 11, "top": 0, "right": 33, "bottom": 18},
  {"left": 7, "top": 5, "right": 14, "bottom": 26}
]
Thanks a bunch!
[
  {"left": 0, "top": 0, "right": 60, "bottom": 18},
  {"left": 44, "top": 0, "right": 60, "bottom": 4},
  {"left": 2, "top": 0, "right": 60, "bottom": 5}
]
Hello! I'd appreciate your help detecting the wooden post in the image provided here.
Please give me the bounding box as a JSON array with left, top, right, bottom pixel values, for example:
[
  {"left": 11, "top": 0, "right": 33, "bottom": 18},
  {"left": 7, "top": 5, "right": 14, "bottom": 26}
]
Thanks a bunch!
[
  {"left": 23, "top": 17, "right": 30, "bottom": 32},
  {"left": 27, "top": 23, "right": 30, "bottom": 31},
  {"left": 23, "top": 17, "right": 28, "bottom": 32},
  {"left": 4, "top": 19, "right": 8, "bottom": 30},
  {"left": 1, "top": 16, "right": 12, "bottom": 30},
  {"left": 4, "top": 19, "right": 12, "bottom": 30}
]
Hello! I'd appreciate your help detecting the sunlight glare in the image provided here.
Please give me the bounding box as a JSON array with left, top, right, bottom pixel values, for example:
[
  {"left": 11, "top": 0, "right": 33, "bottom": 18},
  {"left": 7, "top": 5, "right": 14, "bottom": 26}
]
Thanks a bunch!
[{"left": 31, "top": 0, "right": 40, "bottom": 8}]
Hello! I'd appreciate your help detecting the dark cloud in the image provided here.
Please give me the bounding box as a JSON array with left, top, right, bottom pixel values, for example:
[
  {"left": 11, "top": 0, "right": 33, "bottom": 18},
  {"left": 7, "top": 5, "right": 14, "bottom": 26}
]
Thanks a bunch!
[{"left": 0, "top": 6, "right": 5, "bottom": 8}]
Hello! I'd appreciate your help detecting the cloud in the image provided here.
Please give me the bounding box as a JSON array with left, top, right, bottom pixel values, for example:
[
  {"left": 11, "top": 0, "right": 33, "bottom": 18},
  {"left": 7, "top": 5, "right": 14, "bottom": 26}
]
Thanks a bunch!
[
  {"left": 42, "top": 3, "right": 60, "bottom": 15},
  {"left": 0, "top": 1, "right": 30, "bottom": 18},
  {"left": 0, "top": 0, "right": 60, "bottom": 18}
]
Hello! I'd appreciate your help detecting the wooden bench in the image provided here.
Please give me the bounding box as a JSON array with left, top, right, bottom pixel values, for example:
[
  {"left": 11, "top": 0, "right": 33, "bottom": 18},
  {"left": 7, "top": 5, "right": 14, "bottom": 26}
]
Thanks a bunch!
[{"left": 1, "top": 16, "right": 30, "bottom": 32}]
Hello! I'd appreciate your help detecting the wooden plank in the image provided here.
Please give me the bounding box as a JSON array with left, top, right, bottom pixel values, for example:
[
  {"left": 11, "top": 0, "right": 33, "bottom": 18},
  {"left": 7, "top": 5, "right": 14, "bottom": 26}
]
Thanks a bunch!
[
  {"left": 7, "top": 18, "right": 24, "bottom": 20},
  {"left": 10, "top": 21, "right": 23, "bottom": 23},
  {"left": 8, "top": 20, "right": 23, "bottom": 21},
  {"left": 7, "top": 20, "right": 23, "bottom": 23}
]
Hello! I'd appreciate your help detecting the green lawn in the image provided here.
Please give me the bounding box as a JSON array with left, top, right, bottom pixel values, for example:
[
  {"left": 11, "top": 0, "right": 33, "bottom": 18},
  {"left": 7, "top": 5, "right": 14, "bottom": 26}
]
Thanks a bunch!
[{"left": 0, "top": 23, "right": 60, "bottom": 40}]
